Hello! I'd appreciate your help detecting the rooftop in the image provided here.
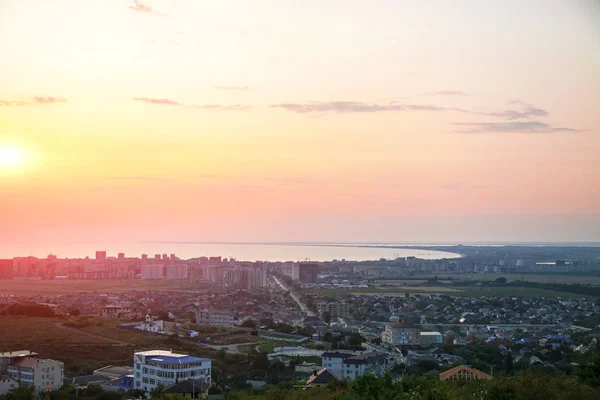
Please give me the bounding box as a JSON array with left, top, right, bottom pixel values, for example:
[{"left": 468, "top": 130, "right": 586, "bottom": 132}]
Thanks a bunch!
[
  {"left": 0, "top": 350, "right": 38, "bottom": 358},
  {"left": 388, "top": 322, "right": 419, "bottom": 329},
  {"left": 136, "top": 350, "right": 209, "bottom": 365},
  {"left": 306, "top": 369, "right": 337, "bottom": 386}
]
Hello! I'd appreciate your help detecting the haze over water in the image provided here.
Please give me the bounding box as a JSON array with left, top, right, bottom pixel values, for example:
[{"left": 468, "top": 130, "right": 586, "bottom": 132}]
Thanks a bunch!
[{"left": 0, "top": 243, "right": 460, "bottom": 262}]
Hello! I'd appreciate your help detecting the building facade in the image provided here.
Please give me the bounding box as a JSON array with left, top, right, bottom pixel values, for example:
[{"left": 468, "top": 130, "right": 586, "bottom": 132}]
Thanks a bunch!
[
  {"left": 293, "top": 263, "right": 318, "bottom": 283},
  {"left": 321, "top": 350, "right": 390, "bottom": 380},
  {"left": 0, "top": 375, "right": 18, "bottom": 396},
  {"left": 419, "top": 332, "right": 443, "bottom": 347},
  {"left": 382, "top": 322, "right": 421, "bottom": 346},
  {"left": 195, "top": 309, "right": 235, "bottom": 327},
  {"left": 133, "top": 350, "right": 211, "bottom": 393},
  {"left": 6, "top": 357, "right": 64, "bottom": 392},
  {"left": 315, "top": 301, "right": 350, "bottom": 318}
]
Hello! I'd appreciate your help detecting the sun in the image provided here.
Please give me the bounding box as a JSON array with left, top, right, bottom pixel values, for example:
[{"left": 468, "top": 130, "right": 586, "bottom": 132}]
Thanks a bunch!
[{"left": 0, "top": 146, "right": 24, "bottom": 166}]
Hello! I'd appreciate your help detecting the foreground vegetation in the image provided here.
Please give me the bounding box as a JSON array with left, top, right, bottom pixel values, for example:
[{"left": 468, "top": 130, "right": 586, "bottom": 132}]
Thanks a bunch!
[{"left": 2, "top": 368, "right": 600, "bottom": 400}]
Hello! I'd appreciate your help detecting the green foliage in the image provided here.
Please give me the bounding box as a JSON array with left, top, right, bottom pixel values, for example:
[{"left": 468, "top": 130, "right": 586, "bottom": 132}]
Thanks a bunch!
[
  {"left": 218, "top": 370, "right": 600, "bottom": 400},
  {"left": 242, "top": 319, "right": 257, "bottom": 328},
  {"left": 1, "top": 303, "right": 55, "bottom": 317}
]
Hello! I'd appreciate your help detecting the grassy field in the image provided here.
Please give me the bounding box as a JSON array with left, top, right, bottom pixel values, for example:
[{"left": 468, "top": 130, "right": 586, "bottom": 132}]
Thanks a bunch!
[
  {"left": 306, "top": 285, "right": 585, "bottom": 298},
  {"left": 0, "top": 316, "right": 215, "bottom": 375},
  {"left": 0, "top": 279, "right": 215, "bottom": 296},
  {"left": 454, "top": 286, "right": 587, "bottom": 298},
  {"left": 411, "top": 273, "right": 600, "bottom": 285},
  {"left": 258, "top": 339, "right": 291, "bottom": 354},
  {"left": 305, "top": 286, "right": 461, "bottom": 296}
]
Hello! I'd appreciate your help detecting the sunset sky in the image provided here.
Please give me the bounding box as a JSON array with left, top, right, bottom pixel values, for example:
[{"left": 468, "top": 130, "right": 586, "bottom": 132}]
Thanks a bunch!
[{"left": 0, "top": 0, "right": 599, "bottom": 244}]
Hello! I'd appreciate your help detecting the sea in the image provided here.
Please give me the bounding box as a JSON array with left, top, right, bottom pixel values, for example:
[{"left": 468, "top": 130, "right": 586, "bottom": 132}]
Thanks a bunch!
[{"left": 0, "top": 242, "right": 461, "bottom": 262}]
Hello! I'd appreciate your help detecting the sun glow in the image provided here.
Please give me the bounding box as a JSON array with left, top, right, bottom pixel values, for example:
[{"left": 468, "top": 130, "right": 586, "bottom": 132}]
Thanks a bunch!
[{"left": 0, "top": 146, "right": 24, "bottom": 166}]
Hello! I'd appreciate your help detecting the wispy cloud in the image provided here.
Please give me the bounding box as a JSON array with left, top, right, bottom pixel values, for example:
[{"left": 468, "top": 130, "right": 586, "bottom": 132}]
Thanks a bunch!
[
  {"left": 133, "top": 97, "right": 182, "bottom": 106},
  {"left": 453, "top": 121, "right": 580, "bottom": 134},
  {"left": 272, "top": 101, "right": 468, "bottom": 114},
  {"left": 33, "top": 96, "right": 67, "bottom": 104},
  {"left": 129, "top": 0, "right": 153, "bottom": 12},
  {"left": 478, "top": 104, "right": 549, "bottom": 120},
  {"left": 213, "top": 86, "right": 250, "bottom": 91},
  {"left": 430, "top": 90, "right": 467, "bottom": 96},
  {"left": 128, "top": 0, "right": 168, "bottom": 16},
  {"left": 0, "top": 100, "right": 27, "bottom": 107},
  {"left": 1, "top": 97, "right": 66, "bottom": 106},
  {"left": 133, "top": 97, "right": 251, "bottom": 111}
]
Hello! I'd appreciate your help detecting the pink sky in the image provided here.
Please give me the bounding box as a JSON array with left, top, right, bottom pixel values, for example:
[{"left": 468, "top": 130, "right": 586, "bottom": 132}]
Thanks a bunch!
[{"left": 0, "top": 0, "right": 599, "bottom": 243}]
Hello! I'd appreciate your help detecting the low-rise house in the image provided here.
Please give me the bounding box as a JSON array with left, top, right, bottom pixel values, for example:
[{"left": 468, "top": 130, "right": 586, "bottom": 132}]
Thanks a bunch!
[
  {"left": 321, "top": 350, "right": 390, "bottom": 380},
  {"left": 161, "top": 378, "right": 207, "bottom": 398},
  {"left": 137, "top": 313, "right": 165, "bottom": 333},
  {"left": 0, "top": 375, "right": 18, "bottom": 396},
  {"left": 439, "top": 365, "right": 493, "bottom": 382},
  {"left": 305, "top": 369, "right": 336, "bottom": 388}
]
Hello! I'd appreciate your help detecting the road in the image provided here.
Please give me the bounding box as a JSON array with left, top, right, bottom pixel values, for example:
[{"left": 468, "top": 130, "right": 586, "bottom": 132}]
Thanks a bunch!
[
  {"left": 272, "top": 275, "right": 315, "bottom": 317},
  {"left": 54, "top": 322, "right": 131, "bottom": 345}
]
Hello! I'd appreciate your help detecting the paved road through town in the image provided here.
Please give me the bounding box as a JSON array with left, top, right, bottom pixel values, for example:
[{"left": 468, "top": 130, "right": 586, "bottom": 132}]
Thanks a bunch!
[{"left": 271, "top": 275, "right": 315, "bottom": 317}]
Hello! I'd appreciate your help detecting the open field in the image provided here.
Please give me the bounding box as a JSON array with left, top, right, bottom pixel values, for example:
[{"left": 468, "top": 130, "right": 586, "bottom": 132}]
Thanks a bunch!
[
  {"left": 306, "top": 285, "right": 587, "bottom": 298},
  {"left": 410, "top": 273, "right": 600, "bottom": 285},
  {"left": 305, "top": 286, "right": 461, "bottom": 296},
  {"left": 0, "top": 279, "right": 215, "bottom": 296},
  {"left": 0, "top": 316, "right": 215, "bottom": 375}
]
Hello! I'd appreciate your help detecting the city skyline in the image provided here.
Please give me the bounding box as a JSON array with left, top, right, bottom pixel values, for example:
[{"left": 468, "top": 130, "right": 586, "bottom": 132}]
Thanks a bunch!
[{"left": 1, "top": 0, "right": 599, "bottom": 244}]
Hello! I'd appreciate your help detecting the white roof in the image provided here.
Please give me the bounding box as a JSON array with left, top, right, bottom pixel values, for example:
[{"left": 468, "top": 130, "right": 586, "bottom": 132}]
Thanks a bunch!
[
  {"left": 135, "top": 350, "right": 187, "bottom": 357},
  {"left": 420, "top": 332, "right": 442, "bottom": 336}
]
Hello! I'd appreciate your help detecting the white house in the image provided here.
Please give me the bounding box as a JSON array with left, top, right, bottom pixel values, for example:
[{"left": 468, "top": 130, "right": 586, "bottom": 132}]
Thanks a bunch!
[
  {"left": 321, "top": 350, "right": 390, "bottom": 380},
  {"left": 0, "top": 375, "right": 18, "bottom": 396},
  {"left": 137, "top": 313, "right": 165, "bottom": 333},
  {"left": 133, "top": 350, "right": 211, "bottom": 394}
]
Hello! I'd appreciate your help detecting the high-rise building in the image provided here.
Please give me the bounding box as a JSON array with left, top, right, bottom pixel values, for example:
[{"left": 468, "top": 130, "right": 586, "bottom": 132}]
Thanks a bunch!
[
  {"left": 118, "top": 253, "right": 125, "bottom": 261},
  {"left": 133, "top": 350, "right": 211, "bottom": 393},
  {"left": 0, "top": 260, "right": 12, "bottom": 279},
  {"left": 293, "top": 263, "right": 318, "bottom": 283},
  {"left": 95, "top": 251, "right": 107, "bottom": 262},
  {"left": 222, "top": 267, "right": 266, "bottom": 290}
]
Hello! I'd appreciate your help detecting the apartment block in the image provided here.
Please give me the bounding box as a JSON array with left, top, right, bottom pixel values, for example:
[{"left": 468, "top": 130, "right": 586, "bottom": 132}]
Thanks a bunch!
[
  {"left": 5, "top": 356, "right": 63, "bottom": 392},
  {"left": 382, "top": 322, "right": 421, "bottom": 346},
  {"left": 315, "top": 301, "right": 350, "bottom": 318},
  {"left": 133, "top": 350, "right": 211, "bottom": 393},
  {"left": 195, "top": 309, "right": 236, "bottom": 327}
]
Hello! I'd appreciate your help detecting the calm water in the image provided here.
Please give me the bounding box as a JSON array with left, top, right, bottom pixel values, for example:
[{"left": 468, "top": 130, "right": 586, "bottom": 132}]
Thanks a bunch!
[{"left": 1, "top": 243, "right": 460, "bottom": 262}]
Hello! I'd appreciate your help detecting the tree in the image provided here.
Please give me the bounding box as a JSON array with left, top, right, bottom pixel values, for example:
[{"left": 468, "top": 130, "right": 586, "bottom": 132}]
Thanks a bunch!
[
  {"left": 68, "top": 307, "right": 80, "bottom": 316},
  {"left": 495, "top": 277, "right": 508, "bottom": 284},
  {"left": 324, "top": 331, "right": 333, "bottom": 342},
  {"left": 241, "top": 319, "right": 257, "bottom": 328},
  {"left": 323, "top": 311, "right": 331, "bottom": 325},
  {"left": 251, "top": 353, "right": 269, "bottom": 371},
  {"left": 504, "top": 354, "right": 514, "bottom": 375},
  {"left": 216, "top": 348, "right": 227, "bottom": 360}
]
